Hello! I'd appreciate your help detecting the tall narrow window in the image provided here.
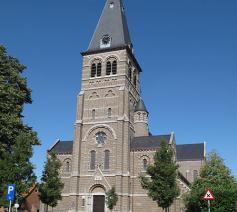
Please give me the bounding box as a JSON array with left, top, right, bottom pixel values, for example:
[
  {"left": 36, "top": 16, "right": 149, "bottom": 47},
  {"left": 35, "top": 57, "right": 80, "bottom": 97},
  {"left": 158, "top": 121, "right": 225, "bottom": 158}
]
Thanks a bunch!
[
  {"left": 112, "top": 61, "right": 117, "bottom": 74},
  {"left": 133, "top": 74, "right": 137, "bottom": 87},
  {"left": 97, "top": 63, "right": 102, "bottom": 77},
  {"left": 138, "top": 112, "right": 141, "bottom": 121},
  {"left": 108, "top": 108, "right": 112, "bottom": 118},
  {"left": 90, "top": 150, "right": 96, "bottom": 170},
  {"left": 143, "top": 158, "right": 148, "bottom": 171},
  {"left": 128, "top": 66, "right": 132, "bottom": 80},
  {"left": 92, "top": 109, "right": 95, "bottom": 120},
  {"left": 193, "top": 170, "right": 198, "bottom": 181},
  {"left": 66, "top": 161, "right": 70, "bottom": 172},
  {"left": 104, "top": 150, "right": 110, "bottom": 170},
  {"left": 91, "top": 63, "right": 96, "bottom": 78},
  {"left": 106, "top": 61, "right": 112, "bottom": 75},
  {"left": 82, "top": 197, "right": 85, "bottom": 207}
]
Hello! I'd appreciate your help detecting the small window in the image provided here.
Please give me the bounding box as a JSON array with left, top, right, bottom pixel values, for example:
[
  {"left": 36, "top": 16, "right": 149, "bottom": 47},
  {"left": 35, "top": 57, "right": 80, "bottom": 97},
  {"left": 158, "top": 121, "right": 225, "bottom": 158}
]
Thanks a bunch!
[
  {"left": 128, "top": 67, "right": 132, "bottom": 80},
  {"left": 106, "top": 58, "right": 117, "bottom": 75},
  {"left": 66, "top": 161, "right": 70, "bottom": 172},
  {"left": 143, "top": 159, "right": 148, "bottom": 171},
  {"left": 193, "top": 170, "right": 198, "bottom": 181},
  {"left": 91, "top": 63, "right": 96, "bottom": 78},
  {"left": 133, "top": 74, "right": 137, "bottom": 87},
  {"left": 138, "top": 112, "right": 141, "bottom": 121},
  {"left": 104, "top": 150, "right": 110, "bottom": 170},
  {"left": 106, "top": 61, "right": 112, "bottom": 75},
  {"left": 82, "top": 197, "right": 85, "bottom": 207},
  {"left": 100, "top": 35, "right": 111, "bottom": 48},
  {"left": 97, "top": 63, "right": 102, "bottom": 77},
  {"left": 108, "top": 108, "right": 112, "bottom": 118},
  {"left": 112, "top": 61, "right": 117, "bottom": 75},
  {"left": 109, "top": 2, "right": 114, "bottom": 8},
  {"left": 92, "top": 109, "right": 95, "bottom": 120},
  {"left": 90, "top": 150, "right": 96, "bottom": 170}
]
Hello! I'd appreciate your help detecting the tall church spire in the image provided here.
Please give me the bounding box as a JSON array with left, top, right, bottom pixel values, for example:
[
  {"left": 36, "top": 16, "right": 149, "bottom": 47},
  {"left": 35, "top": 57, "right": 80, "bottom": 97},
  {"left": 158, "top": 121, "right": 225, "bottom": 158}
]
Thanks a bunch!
[{"left": 88, "top": 0, "right": 132, "bottom": 52}]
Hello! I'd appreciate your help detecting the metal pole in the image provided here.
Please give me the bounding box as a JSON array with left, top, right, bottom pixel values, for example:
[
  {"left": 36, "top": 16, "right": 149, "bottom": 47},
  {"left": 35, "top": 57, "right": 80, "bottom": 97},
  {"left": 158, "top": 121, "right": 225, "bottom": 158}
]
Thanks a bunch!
[
  {"left": 208, "top": 200, "right": 211, "bottom": 212},
  {"left": 9, "top": 200, "right": 12, "bottom": 212}
]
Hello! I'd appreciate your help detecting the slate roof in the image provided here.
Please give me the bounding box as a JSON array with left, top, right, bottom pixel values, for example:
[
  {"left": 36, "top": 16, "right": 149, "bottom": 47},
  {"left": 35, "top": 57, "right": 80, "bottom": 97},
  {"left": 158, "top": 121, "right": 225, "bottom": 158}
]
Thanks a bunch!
[
  {"left": 134, "top": 99, "right": 148, "bottom": 113},
  {"left": 176, "top": 143, "right": 205, "bottom": 161},
  {"left": 87, "top": 0, "right": 132, "bottom": 52},
  {"left": 49, "top": 139, "right": 205, "bottom": 161},
  {"left": 49, "top": 140, "right": 73, "bottom": 154},
  {"left": 131, "top": 135, "right": 171, "bottom": 151},
  {"left": 131, "top": 136, "right": 205, "bottom": 161}
]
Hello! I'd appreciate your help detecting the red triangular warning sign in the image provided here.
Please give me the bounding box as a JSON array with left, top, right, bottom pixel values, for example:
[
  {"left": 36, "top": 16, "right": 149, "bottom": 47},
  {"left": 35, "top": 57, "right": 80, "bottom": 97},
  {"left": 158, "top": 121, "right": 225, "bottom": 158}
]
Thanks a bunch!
[{"left": 203, "top": 188, "right": 215, "bottom": 200}]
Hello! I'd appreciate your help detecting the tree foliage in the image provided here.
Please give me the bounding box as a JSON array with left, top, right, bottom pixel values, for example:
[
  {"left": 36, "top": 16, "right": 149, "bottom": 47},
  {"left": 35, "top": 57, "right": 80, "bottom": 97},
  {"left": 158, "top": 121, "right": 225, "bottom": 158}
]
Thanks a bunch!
[
  {"left": 106, "top": 186, "right": 118, "bottom": 210},
  {"left": 0, "top": 45, "right": 40, "bottom": 206},
  {"left": 140, "top": 140, "right": 180, "bottom": 210},
  {"left": 185, "top": 152, "right": 237, "bottom": 212},
  {"left": 39, "top": 151, "right": 64, "bottom": 211}
]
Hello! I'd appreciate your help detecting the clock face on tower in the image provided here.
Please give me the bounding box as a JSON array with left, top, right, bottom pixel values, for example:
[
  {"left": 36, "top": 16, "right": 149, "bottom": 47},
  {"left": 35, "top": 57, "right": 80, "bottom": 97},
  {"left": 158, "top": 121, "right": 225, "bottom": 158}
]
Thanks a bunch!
[
  {"left": 100, "top": 35, "right": 111, "bottom": 48},
  {"left": 102, "top": 35, "right": 111, "bottom": 45},
  {"left": 96, "top": 132, "right": 107, "bottom": 145}
]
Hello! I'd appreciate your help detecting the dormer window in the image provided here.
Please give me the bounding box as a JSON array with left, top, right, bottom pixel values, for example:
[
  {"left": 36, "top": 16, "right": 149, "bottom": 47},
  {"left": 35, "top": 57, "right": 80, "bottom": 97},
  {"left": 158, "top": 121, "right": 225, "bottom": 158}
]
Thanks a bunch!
[
  {"left": 100, "top": 35, "right": 111, "bottom": 48},
  {"left": 109, "top": 2, "right": 114, "bottom": 9}
]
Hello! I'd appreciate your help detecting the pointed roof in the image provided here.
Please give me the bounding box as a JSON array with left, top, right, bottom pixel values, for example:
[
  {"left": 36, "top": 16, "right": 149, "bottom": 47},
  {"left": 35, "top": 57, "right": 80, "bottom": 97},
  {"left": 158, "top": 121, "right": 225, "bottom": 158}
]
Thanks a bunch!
[
  {"left": 88, "top": 0, "right": 132, "bottom": 52},
  {"left": 135, "top": 98, "right": 148, "bottom": 113}
]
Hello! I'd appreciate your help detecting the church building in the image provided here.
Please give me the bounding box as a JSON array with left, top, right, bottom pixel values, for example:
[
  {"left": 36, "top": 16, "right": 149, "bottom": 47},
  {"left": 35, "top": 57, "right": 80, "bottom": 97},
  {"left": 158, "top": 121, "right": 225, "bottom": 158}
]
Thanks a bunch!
[{"left": 47, "top": 0, "right": 205, "bottom": 211}]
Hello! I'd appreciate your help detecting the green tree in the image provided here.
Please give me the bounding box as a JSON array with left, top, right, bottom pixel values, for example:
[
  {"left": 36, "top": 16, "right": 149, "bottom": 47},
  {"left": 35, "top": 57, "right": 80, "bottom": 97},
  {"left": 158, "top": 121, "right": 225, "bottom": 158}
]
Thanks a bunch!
[
  {"left": 0, "top": 45, "right": 40, "bottom": 206},
  {"left": 185, "top": 152, "right": 237, "bottom": 212},
  {"left": 140, "top": 140, "right": 180, "bottom": 211},
  {"left": 39, "top": 151, "right": 64, "bottom": 212},
  {"left": 106, "top": 187, "right": 118, "bottom": 211}
]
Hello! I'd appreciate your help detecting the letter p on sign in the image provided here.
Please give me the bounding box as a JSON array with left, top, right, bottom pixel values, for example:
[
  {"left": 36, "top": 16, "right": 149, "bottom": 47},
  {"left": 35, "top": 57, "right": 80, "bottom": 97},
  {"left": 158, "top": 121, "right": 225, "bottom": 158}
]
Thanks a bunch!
[{"left": 7, "top": 184, "right": 16, "bottom": 201}]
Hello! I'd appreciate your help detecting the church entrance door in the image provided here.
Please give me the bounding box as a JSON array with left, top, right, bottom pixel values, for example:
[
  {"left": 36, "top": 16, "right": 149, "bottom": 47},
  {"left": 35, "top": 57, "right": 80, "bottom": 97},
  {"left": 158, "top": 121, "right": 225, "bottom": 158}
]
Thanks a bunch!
[{"left": 93, "top": 195, "right": 105, "bottom": 212}]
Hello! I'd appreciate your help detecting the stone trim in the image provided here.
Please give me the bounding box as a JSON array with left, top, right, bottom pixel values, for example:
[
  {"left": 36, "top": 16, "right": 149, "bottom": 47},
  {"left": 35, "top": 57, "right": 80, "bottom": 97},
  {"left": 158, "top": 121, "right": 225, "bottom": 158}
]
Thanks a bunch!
[{"left": 82, "top": 124, "right": 117, "bottom": 141}]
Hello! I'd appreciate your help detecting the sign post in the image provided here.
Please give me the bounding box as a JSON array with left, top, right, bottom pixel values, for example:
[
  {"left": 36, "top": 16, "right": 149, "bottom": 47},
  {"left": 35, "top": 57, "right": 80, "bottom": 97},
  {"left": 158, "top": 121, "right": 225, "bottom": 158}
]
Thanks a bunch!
[
  {"left": 14, "top": 203, "right": 19, "bottom": 212},
  {"left": 6, "top": 184, "right": 16, "bottom": 212},
  {"left": 203, "top": 188, "right": 215, "bottom": 212}
]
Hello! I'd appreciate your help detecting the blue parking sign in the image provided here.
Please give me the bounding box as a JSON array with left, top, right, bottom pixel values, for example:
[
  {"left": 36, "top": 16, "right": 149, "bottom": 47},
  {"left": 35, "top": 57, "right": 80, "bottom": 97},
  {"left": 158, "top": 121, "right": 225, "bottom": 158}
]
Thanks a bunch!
[{"left": 7, "top": 184, "right": 16, "bottom": 201}]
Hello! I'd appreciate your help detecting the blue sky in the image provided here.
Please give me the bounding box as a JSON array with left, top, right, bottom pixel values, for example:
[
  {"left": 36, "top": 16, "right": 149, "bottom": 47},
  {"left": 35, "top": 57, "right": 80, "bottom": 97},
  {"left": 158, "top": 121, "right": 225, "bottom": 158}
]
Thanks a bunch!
[{"left": 0, "top": 0, "right": 236, "bottom": 179}]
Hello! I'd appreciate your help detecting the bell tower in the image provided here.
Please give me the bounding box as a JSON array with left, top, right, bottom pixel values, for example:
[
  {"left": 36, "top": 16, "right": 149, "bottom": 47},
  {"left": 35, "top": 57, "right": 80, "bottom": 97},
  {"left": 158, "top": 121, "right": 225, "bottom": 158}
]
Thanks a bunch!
[{"left": 70, "top": 0, "right": 144, "bottom": 211}]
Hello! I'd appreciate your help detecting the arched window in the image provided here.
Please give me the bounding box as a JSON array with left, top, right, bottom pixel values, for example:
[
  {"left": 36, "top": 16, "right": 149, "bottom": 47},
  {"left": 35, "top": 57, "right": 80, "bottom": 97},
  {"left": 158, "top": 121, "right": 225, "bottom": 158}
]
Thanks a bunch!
[
  {"left": 143, "top": 158, "right": 148, "bottom": 171},
  {"left": 91, "top": 63, "right": 96, "bottom": 78},
  {"left": 138, "top": 112, "right": 141, "bottom": 121},
  {"left": 104, "top": 150, "right": 110, "bottom": 170},
  {"left": 64, "top": 160, "right": 71, "bottom": 172},
  {"left": 92, "top": 109, "right": 95, "bottom": 120},
  {"left": 106, "top": 61, "right": 112, "bottom": 75},
  {"left": 108, "top": 108, "right": 112, "bottom": 118},
  {"left": 66, "top": 161, "right": 70, "bottom": 172},
  {"left": 91, "top": 61, "right": 102, "bottom": 78},
  {"left": 193, "top": 170, "right": 198, "bottom": 181},
  {"left": 97, "top": 63, "right": 102, "bottom": 77},
  {"left": 106, "top": 58, "right": 117, "bottom": 75},
  {"left": 90, "top": 150, "right": 96, "bottom": 170},
  {"left": 112, "top": 61, "right": 117, "bottom": 75}
]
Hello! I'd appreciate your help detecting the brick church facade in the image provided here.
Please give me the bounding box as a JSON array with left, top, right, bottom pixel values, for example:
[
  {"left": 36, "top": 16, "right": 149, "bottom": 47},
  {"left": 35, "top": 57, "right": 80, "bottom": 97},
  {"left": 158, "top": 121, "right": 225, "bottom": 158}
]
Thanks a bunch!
[{"left": 46, "top": 0, "right": 205, "bottom": 211}]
